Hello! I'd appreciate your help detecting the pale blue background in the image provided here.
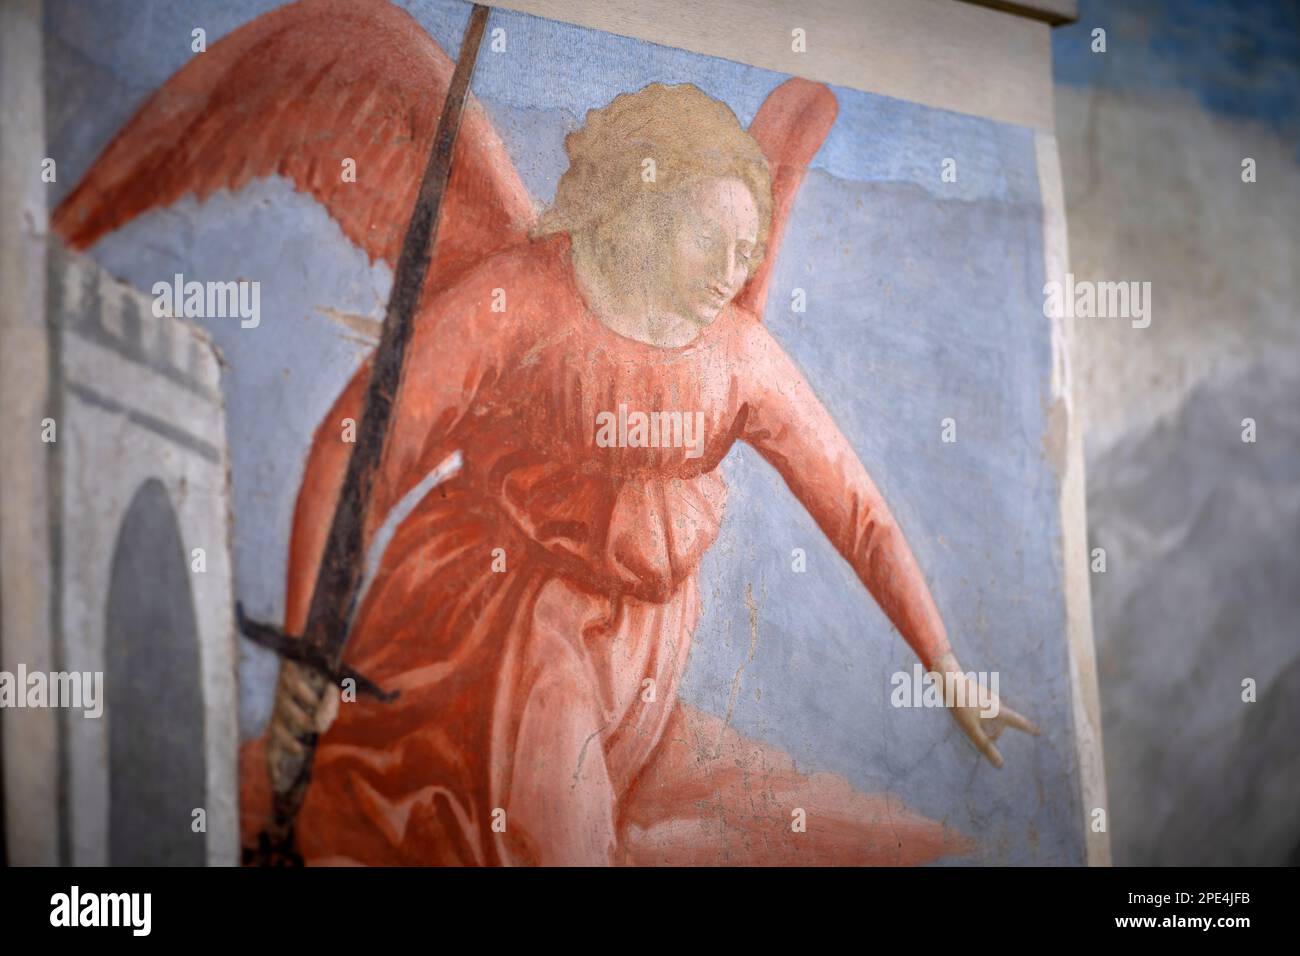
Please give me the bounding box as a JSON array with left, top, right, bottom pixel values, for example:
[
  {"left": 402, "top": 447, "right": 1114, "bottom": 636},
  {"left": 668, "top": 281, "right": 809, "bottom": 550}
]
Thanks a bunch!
[{"left": 47, "top": 0, "right": 1079, "bottom": 864}]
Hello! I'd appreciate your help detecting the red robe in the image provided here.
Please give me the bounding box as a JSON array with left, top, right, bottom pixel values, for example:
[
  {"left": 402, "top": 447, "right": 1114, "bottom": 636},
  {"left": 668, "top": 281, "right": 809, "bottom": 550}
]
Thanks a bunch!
[{"left": 239, "top": 232, "right": 971, "bottom": 865}]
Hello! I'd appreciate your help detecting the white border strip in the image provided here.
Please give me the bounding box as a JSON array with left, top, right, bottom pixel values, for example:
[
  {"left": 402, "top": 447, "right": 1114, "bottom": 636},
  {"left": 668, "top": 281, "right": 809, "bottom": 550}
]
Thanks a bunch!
[
  {"left": 492, "top": 0, "right": 1056, "bottom": 130},
  {"left": 1037, "top": 128, "right": 1111, "bottom": 866}
]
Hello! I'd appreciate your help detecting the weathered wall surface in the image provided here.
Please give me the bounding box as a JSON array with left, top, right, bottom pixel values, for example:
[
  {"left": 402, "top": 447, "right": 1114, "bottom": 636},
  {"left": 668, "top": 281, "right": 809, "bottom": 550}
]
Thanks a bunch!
[
  {"left": 1, "top": 0, "right": 60, "bottom": 867},
  {"left": 1054, "top": 0, "right": 1300, "bottom": 865}
]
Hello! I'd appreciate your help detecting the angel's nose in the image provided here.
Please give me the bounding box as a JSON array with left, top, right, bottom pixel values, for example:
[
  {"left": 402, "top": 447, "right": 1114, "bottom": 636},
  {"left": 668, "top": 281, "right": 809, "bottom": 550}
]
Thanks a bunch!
[{"left": 712, "top": 245, "right": 740, "bottom": 286}]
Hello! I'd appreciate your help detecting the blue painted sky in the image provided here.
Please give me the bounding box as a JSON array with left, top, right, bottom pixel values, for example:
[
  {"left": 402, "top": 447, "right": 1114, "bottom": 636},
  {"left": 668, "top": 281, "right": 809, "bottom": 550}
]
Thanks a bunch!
[
  {"left": 48, "top": 0, "right": 1039, "bottom": 208},
  {"left": 1054, "top": 0, "right": 1300, "bottom": 149}
]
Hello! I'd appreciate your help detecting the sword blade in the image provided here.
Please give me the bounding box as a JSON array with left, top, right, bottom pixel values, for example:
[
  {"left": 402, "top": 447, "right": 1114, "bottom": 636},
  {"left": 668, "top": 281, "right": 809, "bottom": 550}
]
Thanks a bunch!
[{"left": 263, "top": 4, "right": 492, "bottom": 856}]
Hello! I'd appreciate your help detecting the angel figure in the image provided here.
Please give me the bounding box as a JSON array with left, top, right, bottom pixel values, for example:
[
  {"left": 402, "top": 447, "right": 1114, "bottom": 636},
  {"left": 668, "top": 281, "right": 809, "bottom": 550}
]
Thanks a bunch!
[{"left": 55, "top": 0, "right": 1037, "bottom": 866}]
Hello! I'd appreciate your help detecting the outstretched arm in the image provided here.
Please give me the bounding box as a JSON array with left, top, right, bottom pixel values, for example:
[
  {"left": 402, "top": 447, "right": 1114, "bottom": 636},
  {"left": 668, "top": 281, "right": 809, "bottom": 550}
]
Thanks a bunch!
[
  {"left": 736, "top": 322, "right": 1038, "bottom": 765},
  {"left": 737, "top": 322, "right": 952, "bottom": 670}
]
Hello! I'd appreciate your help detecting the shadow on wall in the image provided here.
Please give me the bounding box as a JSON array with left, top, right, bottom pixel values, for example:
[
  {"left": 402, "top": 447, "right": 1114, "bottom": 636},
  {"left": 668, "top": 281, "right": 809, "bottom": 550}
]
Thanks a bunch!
[
  {"left": 106, "top": 478, "right": 207, "bottom": 866},
  {"left": 1087, "top": 358, "right": 1300, "bottom": 866},
  {"left": 1055, "top": 0, "right": 1300, "bottom": 865}
]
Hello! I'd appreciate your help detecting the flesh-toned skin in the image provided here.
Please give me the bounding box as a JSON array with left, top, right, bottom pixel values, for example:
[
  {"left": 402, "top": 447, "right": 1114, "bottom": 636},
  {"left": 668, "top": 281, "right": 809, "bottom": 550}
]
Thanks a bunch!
[
  {"left": 51, "top": 0, "right": 1036, "bottom": 865},
  {"left": 671, "top": 179, "right": 762, "bottom": 328},
  {"left": 572, "top": 177, "right": 761, "bottom": 349}
]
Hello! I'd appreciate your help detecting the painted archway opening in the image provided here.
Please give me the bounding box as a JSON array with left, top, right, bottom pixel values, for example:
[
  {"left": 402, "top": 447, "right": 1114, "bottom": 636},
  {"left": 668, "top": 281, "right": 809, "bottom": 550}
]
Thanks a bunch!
[{"left": 105, "top": 477, "right": 207, "bottom": 865}]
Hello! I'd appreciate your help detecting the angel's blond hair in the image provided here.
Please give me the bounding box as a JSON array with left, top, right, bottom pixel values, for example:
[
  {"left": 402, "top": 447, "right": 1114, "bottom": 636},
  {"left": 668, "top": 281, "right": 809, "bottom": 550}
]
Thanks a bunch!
[{"left": 536, "top": 83, "right": 772, "bottom": 279}]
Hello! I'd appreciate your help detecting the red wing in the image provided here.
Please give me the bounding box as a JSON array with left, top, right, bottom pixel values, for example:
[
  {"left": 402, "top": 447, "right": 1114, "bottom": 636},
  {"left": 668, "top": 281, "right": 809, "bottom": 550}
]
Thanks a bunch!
[
  {"left": 737, "top": 78, "right": 839, "bottom": 318},
  {"left": 52, "top": 0, "right": 535, "bottom": 289}
]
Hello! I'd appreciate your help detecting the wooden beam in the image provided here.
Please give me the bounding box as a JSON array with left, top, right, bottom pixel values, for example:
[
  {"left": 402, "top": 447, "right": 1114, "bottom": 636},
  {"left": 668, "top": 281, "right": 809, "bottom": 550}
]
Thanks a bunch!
[{"left": 956, "top": 0, "right": 1078, "bottom": 27}]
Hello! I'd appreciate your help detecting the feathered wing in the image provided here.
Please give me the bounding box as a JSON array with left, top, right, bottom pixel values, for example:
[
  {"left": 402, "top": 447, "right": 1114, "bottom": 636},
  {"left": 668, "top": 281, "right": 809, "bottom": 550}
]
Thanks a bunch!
[
  {"left": 735, "top": 77, "right": 839, "bottom": 318},
  {"left": 51, "top": 0, "right": 536, "bottom": 633},
  {"left": 52, "top": 0, "right": 536, "bottom": 285},
  {"left": 52, "top": 0, "right": 838, "bottom": 630}
]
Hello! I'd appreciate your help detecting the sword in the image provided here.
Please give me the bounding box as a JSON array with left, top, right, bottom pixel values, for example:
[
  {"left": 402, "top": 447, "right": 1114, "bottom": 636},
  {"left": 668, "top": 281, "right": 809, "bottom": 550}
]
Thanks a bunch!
[{"left": 240, "top": 4, "right": 492, "bottom": 866}]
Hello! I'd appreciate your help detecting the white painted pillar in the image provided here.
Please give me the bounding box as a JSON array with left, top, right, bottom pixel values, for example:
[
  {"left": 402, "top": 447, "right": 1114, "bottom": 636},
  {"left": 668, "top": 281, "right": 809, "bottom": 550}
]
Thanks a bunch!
[{"left": 0, "top": 0, "right": 61, "bottom": 866}]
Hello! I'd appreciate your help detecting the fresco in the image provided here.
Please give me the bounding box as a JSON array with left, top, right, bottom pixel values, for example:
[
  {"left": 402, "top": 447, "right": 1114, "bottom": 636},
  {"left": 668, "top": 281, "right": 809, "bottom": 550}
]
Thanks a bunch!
[{"left": 48, "top": 0, "right": 1081, "bottom": 864}]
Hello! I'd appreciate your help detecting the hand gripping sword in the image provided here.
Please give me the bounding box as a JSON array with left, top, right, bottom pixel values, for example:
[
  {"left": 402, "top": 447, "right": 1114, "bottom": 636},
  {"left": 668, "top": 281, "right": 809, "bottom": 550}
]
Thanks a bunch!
[{"left": 239, "top": 4, "right": 491, "bottom": 866}]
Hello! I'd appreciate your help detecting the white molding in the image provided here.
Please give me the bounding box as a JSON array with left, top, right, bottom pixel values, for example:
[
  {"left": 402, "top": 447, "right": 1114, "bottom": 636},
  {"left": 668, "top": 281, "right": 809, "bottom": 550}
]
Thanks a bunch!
[
  {"left": 490, "top": 0, "right": 1057, "bottom": 130},
  {"left": 1036, "top": 128, "right": 1111, "bottom": 866},
  {"left": 0, "top": 0, "right": 60, "bottom": 867}
]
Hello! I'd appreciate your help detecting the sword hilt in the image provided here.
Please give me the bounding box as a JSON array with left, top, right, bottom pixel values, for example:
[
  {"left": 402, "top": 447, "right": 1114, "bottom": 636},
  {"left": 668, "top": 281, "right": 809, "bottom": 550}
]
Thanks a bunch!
[
  {"left": 242, "top": 827, "right": 304, "bottom": 868},
  {"left": 238, "top": 601, "right": 399, "bottom": 867},
  {"left": 236, "top": 601, "right": 399, "bottom": 702}
]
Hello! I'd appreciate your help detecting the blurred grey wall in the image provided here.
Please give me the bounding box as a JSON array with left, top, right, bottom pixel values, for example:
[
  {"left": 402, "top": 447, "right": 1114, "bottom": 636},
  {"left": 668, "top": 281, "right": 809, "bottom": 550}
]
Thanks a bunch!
[{"left": 1054, "top": 0, "right": 1300, "bottom": 865}]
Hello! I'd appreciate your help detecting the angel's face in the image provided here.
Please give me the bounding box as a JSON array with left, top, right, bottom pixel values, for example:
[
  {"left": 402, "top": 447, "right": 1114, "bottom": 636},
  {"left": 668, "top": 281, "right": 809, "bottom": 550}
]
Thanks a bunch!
[{"left": 666, "top": 177, "right": 759, "bottom": 327}]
